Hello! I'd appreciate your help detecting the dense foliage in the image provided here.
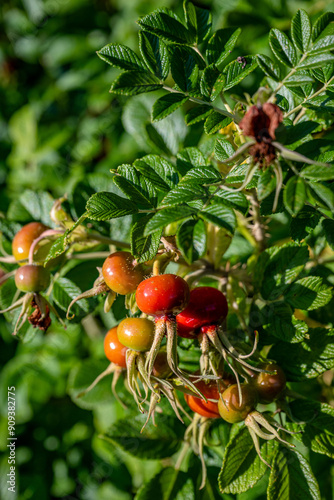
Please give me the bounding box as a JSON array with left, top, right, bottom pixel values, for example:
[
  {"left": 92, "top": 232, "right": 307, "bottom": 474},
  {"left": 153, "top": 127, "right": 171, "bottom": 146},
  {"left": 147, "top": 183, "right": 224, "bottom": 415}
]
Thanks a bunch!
[{"left": 1, "top": 1, "right": 334, "bottom": 499}]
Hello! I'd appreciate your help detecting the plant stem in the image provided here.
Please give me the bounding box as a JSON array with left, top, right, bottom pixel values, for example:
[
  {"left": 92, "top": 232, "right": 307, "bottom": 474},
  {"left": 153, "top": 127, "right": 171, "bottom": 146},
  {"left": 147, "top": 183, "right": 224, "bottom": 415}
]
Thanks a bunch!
[{"left": 162, "top": 86, "right": 237, "bottom": 121}]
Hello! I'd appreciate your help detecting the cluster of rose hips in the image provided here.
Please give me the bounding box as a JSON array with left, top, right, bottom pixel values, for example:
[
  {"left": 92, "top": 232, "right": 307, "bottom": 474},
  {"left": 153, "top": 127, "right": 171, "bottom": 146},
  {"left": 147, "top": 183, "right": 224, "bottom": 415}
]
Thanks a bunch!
[{"left": 2, "top": 222, "right": 295, "bottom": 487}]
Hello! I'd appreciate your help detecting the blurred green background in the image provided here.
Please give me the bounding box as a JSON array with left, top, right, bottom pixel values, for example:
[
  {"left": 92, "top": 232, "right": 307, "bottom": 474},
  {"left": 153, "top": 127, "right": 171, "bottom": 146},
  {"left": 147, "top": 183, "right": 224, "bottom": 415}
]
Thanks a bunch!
[{"left": 1, "top": 0, "right": 334, "bottom": 499}]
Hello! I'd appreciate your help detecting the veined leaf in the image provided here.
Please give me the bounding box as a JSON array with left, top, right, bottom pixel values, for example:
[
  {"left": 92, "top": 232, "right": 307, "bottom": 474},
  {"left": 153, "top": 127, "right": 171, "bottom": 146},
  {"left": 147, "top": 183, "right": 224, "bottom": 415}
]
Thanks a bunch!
[
  {"left": 309, "top": 36, "right": 334, "bottom": 55},
  {"left": 322, "top": 219, "right": 334, "bottom": 250},
  {"left": 97, "top": 43, "right": 146, "bottom": 71},
  {"left": 181, "top": 165, "right": 221, "bottom": 184},
  {"left": 285, "top": 276, "right": 332, "bottom": 310},
  {"left": 269, "top": 28, "right": 298, "bottom": 67},
  {"left": 135, "top": 155, "right": 179, "bottom": 189},
  {"left": 214, "top": 138, "right": 235, "bottom": 162},
  {"left": 284, "top": 176, "right": 306, "bottom": 217},
  {"left": 176, "top": 218, "right": 206, "bottom": 264},
  {"left": 144, "top": 206, "right": 196, "bottom": 235},
  {"left": 268, "top": 448, "right": 320, "bottom": 500},
  {"left": 268, "top": 328, "right": 334, "bottom": 380},
  {"left": 206, "top": 27, "right": 241, "bottom": 66},
  {"left": 152, "top": 93, "right": 188, "bottom": 122},
  {"left": 185, "top": 105, "right": 212, "bottom": 125},
  {"left": 257, "top": 54, "right": 281, "bottom": 81},
  {"left": 200, "top": 65, "right": 225, "bottom": 102},
  {"left": 86, "top": 192, "right": 138, "bottom": 220},
  {"left": 131, "top": 216, "right": 162, "bottom": 263},
  {"left": 137, "top": 9, "right": 194, "bottom": 45},
  {"left": 204, "top": 113, "right": 232, "bottom": 135},
  {"left": 139, "top": 31, "right": 170, "bottom": 79},
  {"left": 219, "top": 426, "right": 278, "bottom": 494},
  {"left": 183, "top": 0, "right": 212, "bottom": 44},
  {"left": 199, "top": 202, "right": 236, "bottom": 233},
  {"left": 291, "top": 9, "right": 311, "bottom": 53},
  {"left": 161, "top": 183, "right": 207, "bottom": 206},
  {"left": 301, "top": 164, "right": 334, "bottom": 181},
  {"left": 299, "top": 53, "right": 334, "bottom": 70},
  {"left": 110, "top": 71, "right": 162, "bottom": 95},
  {"left": 171, "top": 47, "right": 199, "bottom": 93},
  {"left": 223, "top": 56, "right": 258, "bottom": 90},
  {"left": 312, "top": 12, "right": 334, "bottom": 41}
]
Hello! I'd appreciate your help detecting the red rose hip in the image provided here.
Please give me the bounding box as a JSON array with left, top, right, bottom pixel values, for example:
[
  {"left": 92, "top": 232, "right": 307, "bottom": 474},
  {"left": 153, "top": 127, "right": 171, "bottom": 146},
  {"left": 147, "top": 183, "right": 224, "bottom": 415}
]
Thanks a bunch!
[{"left": 136, "top": 274, "right": 190, "bottom": 317}]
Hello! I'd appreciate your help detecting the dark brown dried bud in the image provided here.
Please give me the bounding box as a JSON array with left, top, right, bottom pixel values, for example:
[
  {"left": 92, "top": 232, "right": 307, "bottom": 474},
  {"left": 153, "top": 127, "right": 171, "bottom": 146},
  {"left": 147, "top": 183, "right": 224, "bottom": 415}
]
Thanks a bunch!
[
  {"left": 28, "top": 298, "right": 51, "bottom": 332},
  {"left": 239, "top": 103, "right": 283, "bottom": 142},
  {"left": 239, "top": 103, "right": 283, "bottom": 167}
]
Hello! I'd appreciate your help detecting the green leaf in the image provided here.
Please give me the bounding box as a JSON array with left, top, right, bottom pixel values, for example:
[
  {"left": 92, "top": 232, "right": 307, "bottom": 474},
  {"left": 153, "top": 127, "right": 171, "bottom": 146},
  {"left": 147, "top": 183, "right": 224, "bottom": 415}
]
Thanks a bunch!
[
  {"left": 176, "top": 218, "right": 206, "bottom": 263},
  {"left": 171, "top": 47, "right": 199, "bottom": 93},
  {"left": 131, "top": 216, "right": 162, "bottom": 263},
  {"left": 181, "top": 165, "right": 221, "bottom": 184},
  {"left": 161, "top": 183, "right": 207, "bottom": 206},
  {"left": 86, "top": 192, "right": 138, "bottom": 220},
  {"left": 309, "top": 36, "right": 334, "bottom": 55},
  {"left": 257, "top": 54, "right": 281, "bottom": 81},
  {"left": 223, "top": 56, "right": 258, "bottom": 90},
  {"left": 199, "top": 203, "right": 236, "bottom": 233},
  {"left": 269, "top": 28, "right": 298, "bottom": 67},
  {"left": 322, "top": 219, "right": 334, "bottom": 249},
  {"left": 284, "top": 71, "right": 315, "bottom": 87},
  {"left": 268, "top": 448, "right": 320, "bottom": 500},
  {"left": 285, "top": 276, "right": 332, "bottom": 310},
  {"left": 200, "top": 65, "right": 225, "bottom": 102},
  {"left": 152, "top": 93, "right": 189, "bottom": 122},
  {"left": 52, "top": 277, "right": 89, "bottom": 315},
  {"left": 139, "top": 31, "right": 170, "bottom": 79},
  {"left": 117, "top": 164, "right": 157, "bottom": 204},
  {"left": 213, "top": 191, "right": 249, "bottom": 215},
  {"left": 110, "top": 71, "right": 162, "bottom": 96},
  {"left": 218, "top": 426, "right": 278, "bottom": 494},
  {"left": 284, "top": 176, "right": 306, "bottom": 217},
  {"left": 214, "top": 138, "right": 235, "bottom": 162},
  {"left": 68, "top": 359, "right": 114, "bottom": 409},
  {"left": 204, "top": 113, "right": 232, "bottom": 135},
  {"left": 144, "top": 206, "right": 196, "bottom": 235},
  {"left": 135, "top": 467, "right": 195, "bottom": 500},
  {"left": 268, "top": 328, "right": 334, "bottom": 380},
  {"left": 311, "top": 63, "right": 334, "bottom": 83},
  {"left": 258, "top": 242, "right": 309, "bottom": 300},
  {"left": 299, "top": 53, "right": 334, "bottom": 70},
  {"left": 97, "top": 43, "right": 146, "bottom": 71},
  {"left": 183, "top": 0, "right": 212, "bottom": 44},
  {"left": 312, "top": 12, "right": 334, "bottom": 41},
  {"left": 113, "top": 175, "right": 154, "bottom": 209},
  {"left": 307, "top": 181, "right": 334, "bottom": 212},
  {"left": 290, "top": 207, "right": 321, "bottom": 243},
  {"left": 287, "top": 400, "right": 334, "bottom": 459},
  {"left": 257, "top": 169, "right": 276, "bottom": 201},
  {"left": 102, "top": 413, "right": 183, "bottom": 459},
  {"left": 44, "top": 214, "right": 87, "bottom": 265},
  {"left": 254, "top": 300, "right": 307, "bottom": 343},
  {"left": 176, "top": 147, "right": 207, "bottom": 175},
  {"left": 16, "top": 190, "right": 54, "bottom": 227},
  {"left": 135, "top": 155, "right": 179, "bottom": 190},
  {"left": 291, "top": 10, "right": 311, "bottom": 53},
  {"left": 137, "top": 9, "right": 194, "bottom": 45},
  {"left": 206, "top": 28, "right": 241, "bottom": 66},
  {"left": 301, "top": 164, "right": 334, "bottom": 181},
  {"left": 185, "top": 105, "right": 212, "bottom": 125}
]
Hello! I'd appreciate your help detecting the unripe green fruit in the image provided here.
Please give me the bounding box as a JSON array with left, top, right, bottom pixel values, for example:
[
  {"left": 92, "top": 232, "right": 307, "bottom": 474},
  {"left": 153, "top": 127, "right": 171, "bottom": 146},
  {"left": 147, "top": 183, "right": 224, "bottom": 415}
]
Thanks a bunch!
[{"left": 15, "top": 264, "right": 51, "bottom": 293}]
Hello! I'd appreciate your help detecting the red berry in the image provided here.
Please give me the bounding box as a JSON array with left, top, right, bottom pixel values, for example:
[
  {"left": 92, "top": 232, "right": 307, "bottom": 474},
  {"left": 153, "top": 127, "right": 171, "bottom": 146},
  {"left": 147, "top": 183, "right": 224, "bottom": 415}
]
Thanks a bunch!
[
  {"left": 15, "top": 264, "right": 50, "bottom": 293},
  {"left": 104, "top": 326, "right": 127, "bottom": 368},
  {"left": 102, "top": 251, "right": 145, "bottom": 295},
  {"left": 184, "top": 376, "right": 234, "bottom": 419},
  {"left": 136, "top": 274, "right": 190, "bottom": 317},
  {"left": 253, "top": 363, "right": 286, "bottom": 404},
  {"left": 177, "top": 287, "right": 228, "bottom": 333},
  {"left": 117, "top": 317, "right": 155, "bottom": 352},
  {"left": 12, "top": 222, "right": 49, "bottom": 263},
  {"left": 218, "top": 384, "right": 258, "bottom": 423}
]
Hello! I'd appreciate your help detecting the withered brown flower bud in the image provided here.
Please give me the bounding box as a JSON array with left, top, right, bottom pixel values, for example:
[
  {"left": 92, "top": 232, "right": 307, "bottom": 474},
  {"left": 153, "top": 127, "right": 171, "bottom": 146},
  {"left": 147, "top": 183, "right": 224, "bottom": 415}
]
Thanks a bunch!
[
  {"left": 239, "top": 103, "right": 283, "bottom": 167},
  {"left": 28, "top": 298, "right": 51, "bottom": 332}
]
